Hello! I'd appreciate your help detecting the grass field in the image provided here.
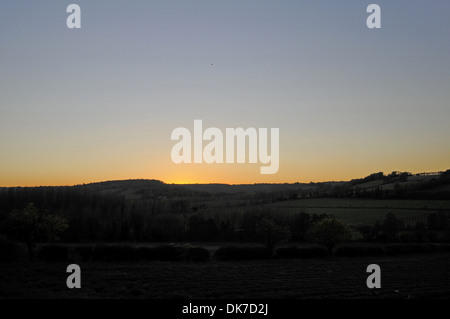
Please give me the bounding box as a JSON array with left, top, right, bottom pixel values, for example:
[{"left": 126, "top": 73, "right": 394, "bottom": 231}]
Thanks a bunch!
[
  {"left": 1, "top": 252, "right": 450, "bottom": 299},
  {"left": 264, "top": 198, "right": 450, "bottom": 226}
]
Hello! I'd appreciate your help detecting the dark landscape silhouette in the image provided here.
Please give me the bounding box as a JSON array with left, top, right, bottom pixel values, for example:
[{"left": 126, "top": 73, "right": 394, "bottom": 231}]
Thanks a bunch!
[{"left": 1, "top": 170, "right": 450, "bottom": 299}]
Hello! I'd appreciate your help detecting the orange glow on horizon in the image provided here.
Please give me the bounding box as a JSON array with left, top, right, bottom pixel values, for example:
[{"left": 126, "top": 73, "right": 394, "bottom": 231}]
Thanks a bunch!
[
  {"left": 1, "top": 147, "right": 449, "bottom": 187},
  {"left": 2, "top": 165, "right": 449, "bottom": 187}
]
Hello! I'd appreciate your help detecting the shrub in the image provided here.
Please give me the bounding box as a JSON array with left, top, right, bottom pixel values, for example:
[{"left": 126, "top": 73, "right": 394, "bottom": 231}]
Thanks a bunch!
[
  {"left": 73, "top": 244, "right": 210, "bottom": 262},
  {"left": 91, "top": 245, "right": 138, "bottom": 262},
  {"left": 37, "top": 245, "right": 69, "bottom": 262},
  {"left": 385, "top": 244, "right": 436, "bottom": 255},
  {"left": 150, "top": 244, "right": 185, "bottom": 261},
  {"left": 297, "top": 247, "right": 328, "bottom": 258},
  {"left": 185, "top": 246, "right": 210, "bottom": 262},
  {"left": 276, "top": 246, "right": 301, "bottom": 258},
  {"left": 334, "top": 245, "right": 385, "bottom": 257},
  {"left": 136, "top": 244, "right": 209, "bottom": 262},
  {"left": 136, "top": 244, "right": 185, "bottom": 261},
  {"left": 276, "top": 246, "right": 327, "bottom": 259},
  {"left": 214, "top": 246, "right": 272, "bottom": 261},
  {"left": 398, "top": 232, "right": 419, "bottom": 243},
  {"left": 0, "top": 235, "right": 19, "bottom": 262}
]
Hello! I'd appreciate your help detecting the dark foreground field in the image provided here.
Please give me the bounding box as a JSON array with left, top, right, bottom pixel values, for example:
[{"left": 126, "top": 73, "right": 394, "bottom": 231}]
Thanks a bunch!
[{"left": 1, "top": 252, "right": 449, "bottom": 299}]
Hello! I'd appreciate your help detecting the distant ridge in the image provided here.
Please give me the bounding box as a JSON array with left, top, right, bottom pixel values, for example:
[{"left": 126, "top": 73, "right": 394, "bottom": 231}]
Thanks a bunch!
[
  {"left": 76, "top": 178, "right": 346, "bottom": 194},
  {"left": 1, "top": 170, "right": 448, "bottom": 197}
]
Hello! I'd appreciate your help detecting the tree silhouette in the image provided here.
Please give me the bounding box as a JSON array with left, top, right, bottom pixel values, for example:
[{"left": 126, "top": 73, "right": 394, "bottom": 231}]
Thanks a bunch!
[
  {"left": 8, "top": 203, "right": 68, "bottom": 261},
  {"left": 309, "top": 217, "right": 350, "bottom": 257},
  {"left": 381, "top": 212, "right": 402, "bottom": 242},
  {"left": 256, "top": 216, "right": 290, "bottom": 250}
]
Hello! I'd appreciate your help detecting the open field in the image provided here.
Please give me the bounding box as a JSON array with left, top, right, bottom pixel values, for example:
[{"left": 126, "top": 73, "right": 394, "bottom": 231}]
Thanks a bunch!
[
  {"left": 264, "top": 198, "right": 450, "bottom": 226},
  {"left": 1, "top": 252, "right": 450, "bottom": 299}
]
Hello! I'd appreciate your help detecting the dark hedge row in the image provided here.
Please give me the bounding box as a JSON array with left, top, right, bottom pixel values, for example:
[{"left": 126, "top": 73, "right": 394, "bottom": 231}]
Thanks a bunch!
[
  {"left": 334, "top": 246, "right": 385, "bottom": 257},
  {"left": 275, "top": 246, "right": 328, "bottom": 259},
  {"left": 3, "top": 242, "right": 450, "bottom": 263},
  {"left": 35, "top": 244, "right": 210, "bottom": 263},
  {"left": 213, "top": 246, "right": 273, "bottom": 261},
  {"left": 334, "top": 243, "right": 450, "bottom": 258}
]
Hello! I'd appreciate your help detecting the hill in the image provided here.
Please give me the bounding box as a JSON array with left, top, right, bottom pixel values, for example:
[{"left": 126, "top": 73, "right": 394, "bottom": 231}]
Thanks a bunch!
[{"left": 0, "top": 169, "right": 449, "bottom": 243}]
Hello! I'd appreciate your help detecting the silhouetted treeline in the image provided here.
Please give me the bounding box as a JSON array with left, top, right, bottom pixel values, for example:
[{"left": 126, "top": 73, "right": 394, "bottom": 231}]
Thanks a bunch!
[
  {"left": 355, "top": 211, "right": 450, "bottom": 243},
  {"left": 1, "top": 171, "right": 449, "bottom": 243},
  {"left": 311, "top": 170, "right": 450, "bottom": 199},
  {"left": 0, "top": 183, "right": 330, "bottom": 243}
]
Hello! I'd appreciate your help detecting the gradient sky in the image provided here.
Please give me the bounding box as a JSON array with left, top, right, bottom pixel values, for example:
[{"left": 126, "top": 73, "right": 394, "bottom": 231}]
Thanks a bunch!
[{"left": 1, "top": 0, "right": 449, "bottom": 186}]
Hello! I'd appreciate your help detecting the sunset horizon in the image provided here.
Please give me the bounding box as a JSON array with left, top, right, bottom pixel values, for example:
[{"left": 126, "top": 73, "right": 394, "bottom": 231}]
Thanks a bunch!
[
  {"left": 2, "top": 166, "right": 449, "bottom": 188},
  {"left": 2, "top": 1, "right": 449, "bottom": 189}
]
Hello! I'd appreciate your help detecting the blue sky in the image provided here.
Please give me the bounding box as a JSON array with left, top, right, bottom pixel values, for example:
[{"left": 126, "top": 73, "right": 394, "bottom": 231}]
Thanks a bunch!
[{"left": 1, "top": 1, "right": 449, "bottom": 185}]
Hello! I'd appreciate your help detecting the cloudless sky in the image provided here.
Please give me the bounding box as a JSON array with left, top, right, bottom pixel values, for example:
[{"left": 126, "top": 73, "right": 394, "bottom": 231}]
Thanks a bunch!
[{"left": 1, "top": 0, "right": 449, "bottom": 186}]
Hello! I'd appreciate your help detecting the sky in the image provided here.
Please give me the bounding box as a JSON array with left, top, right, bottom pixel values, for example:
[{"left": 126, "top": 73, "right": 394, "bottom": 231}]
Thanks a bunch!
[{"left": 1, "top": 0, "right": 449, "bottom": 186}]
